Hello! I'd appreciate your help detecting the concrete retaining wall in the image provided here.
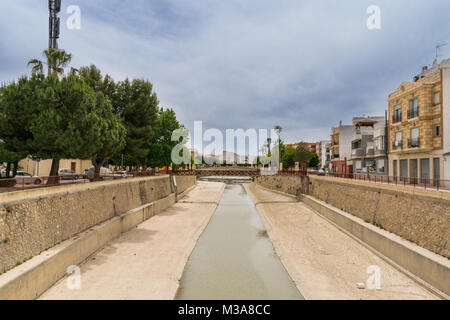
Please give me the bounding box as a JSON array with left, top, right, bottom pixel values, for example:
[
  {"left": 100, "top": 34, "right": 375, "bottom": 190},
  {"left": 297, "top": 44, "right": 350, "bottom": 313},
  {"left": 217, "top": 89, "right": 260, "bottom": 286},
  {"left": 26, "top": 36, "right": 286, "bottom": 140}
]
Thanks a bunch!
[
  {"left": 0, "top": 175, "right": 197, "bottom": 275},
  {"left": 0, "top": 193, "right": 176, "bottom": 300},
  {"left": 255, "top": 175, "right": 449, "bottom": 258},
  {"left": 254, "top": 176, "right": 450, "bottom": 297},
  {"left": 302, "top": 195, "right": 449, "bottom": 297}
]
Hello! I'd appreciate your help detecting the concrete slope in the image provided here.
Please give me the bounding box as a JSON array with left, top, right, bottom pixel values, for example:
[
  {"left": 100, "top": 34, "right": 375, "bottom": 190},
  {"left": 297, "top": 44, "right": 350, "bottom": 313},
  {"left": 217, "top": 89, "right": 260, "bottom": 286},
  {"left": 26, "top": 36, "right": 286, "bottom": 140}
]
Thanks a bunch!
[
  {"left": 39, "top": 181, "right": 225, "bottom": 300},
  {"left": 244, "top": 183, "right": 438, "bottom": 300}
]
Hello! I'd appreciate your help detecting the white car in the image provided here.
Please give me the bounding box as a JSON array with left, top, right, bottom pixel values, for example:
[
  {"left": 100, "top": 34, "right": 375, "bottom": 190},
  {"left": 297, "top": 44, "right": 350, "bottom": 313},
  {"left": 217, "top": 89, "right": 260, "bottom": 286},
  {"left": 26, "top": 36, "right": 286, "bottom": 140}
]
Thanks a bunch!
[
  {"left": 58, "top": 169, "right": 80, "bottom": 180},
  {"left": 13, "top": 171, "right": 43, "bottom": 185}
]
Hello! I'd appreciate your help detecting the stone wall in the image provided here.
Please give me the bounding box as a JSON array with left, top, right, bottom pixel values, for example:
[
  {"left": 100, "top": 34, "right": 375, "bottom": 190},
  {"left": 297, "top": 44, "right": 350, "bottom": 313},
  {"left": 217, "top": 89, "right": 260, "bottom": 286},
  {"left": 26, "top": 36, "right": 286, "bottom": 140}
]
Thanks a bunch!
[
  {"left": 256, "top": 175, "right": 450, "bottom": 258},
  {"left": 0, "top": 175, "right": 196, "bottom": 274},
  {"left": 256, "top": 175, "right": 310, "bottom": 196}
]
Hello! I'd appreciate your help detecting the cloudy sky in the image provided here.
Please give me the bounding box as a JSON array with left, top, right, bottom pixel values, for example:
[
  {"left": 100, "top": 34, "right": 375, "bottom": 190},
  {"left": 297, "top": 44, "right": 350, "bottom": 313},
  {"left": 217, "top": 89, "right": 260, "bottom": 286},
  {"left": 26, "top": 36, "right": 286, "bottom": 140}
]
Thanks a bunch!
[{"left": 1, "top": 0, "right": 449, "bottom": 151}]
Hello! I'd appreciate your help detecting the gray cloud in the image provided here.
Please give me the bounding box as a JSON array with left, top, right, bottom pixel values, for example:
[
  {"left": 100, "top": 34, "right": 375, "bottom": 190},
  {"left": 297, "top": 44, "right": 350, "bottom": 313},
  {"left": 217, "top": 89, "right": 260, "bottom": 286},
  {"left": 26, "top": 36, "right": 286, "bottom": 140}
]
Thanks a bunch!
[{"left": 1, "top": 0, "right": 449, "bottom": 147}]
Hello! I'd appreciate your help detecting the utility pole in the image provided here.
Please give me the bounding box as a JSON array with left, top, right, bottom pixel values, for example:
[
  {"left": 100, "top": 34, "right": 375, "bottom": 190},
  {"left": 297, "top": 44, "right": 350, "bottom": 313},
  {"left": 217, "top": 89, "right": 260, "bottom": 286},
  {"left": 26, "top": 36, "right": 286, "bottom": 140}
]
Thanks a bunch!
[{"left": 48, "top": 0, "right": 61, "bottom": 73}]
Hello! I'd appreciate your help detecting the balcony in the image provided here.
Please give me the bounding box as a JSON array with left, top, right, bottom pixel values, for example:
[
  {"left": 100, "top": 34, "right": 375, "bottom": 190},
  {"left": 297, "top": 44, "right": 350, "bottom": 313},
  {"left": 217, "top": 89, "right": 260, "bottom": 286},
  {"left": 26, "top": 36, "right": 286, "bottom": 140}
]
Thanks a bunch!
[
  {"left": 392, "top": 114, "right": 402, "bottom": 124},
  {"left": 407, "top": 107, "right": 419, "bottom": 120},
  {"left": 374, "top": 147, "right": 385, "bottom": 156},
  {"left": 352, "top": 148, "right": 365, "bottom": 158},
  {"left": 408, "top": 137, "right": 420, "bottom": 148},
  {"left": 392, "top": 141, "right": 403, "bottom": 150},
  {"left": 366, "top": 148, "right": 375, "bottom": 156}
]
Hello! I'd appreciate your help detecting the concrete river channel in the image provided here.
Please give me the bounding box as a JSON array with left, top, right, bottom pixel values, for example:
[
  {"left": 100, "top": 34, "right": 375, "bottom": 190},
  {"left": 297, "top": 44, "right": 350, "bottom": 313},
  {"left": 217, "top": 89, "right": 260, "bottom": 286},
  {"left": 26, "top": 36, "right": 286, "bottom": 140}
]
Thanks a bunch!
[{"left": 176, "top": 182, "right": 303, "bottom": 300}]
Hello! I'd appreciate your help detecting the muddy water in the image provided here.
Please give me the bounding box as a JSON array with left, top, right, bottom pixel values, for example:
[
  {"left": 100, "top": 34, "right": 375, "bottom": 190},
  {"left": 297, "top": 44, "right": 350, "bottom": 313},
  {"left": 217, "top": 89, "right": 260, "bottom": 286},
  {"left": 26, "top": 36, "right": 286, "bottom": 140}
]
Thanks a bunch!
[{"left": 176, "top": 184, "right": 303, "bottom": 300}]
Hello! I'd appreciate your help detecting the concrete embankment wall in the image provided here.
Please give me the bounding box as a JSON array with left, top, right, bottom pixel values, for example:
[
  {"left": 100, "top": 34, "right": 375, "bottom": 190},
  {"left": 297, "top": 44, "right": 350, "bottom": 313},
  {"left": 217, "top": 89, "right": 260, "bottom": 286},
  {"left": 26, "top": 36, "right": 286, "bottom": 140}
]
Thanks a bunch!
[
  {"left": 0, "top": 175, "right": 196, "bottom": 275},
  {"left": 255, "top": 175, "right": 450, "bottom": 297},
  {"left": 256, "top": 175, "right": 449, "bottom": 258}
]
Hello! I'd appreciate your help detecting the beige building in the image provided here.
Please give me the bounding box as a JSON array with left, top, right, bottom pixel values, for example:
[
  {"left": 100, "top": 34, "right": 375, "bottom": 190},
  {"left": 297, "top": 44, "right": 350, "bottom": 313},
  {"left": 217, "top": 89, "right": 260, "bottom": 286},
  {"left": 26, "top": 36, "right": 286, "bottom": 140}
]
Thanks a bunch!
[
  {"left": 18, "top": 158, "right": 92, "bottom": 176},
  {"left": 388, "top": 59, "right": 450, "bottom": 186}
]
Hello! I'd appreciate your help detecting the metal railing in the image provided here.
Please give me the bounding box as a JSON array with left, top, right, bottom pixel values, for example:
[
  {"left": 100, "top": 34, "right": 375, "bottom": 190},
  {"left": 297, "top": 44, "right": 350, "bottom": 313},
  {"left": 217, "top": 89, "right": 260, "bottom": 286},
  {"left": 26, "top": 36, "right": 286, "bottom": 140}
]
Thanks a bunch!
[
  {"left": 313, "top": 172, "right": 450, "bottom": 192},
  {"left": 392, "top": 114, "right": 402, "bottom": 123},
  {"left": 0, "top": 172, "right": 140, "bottom": 193},
  {"left": 392, "top": 141, "right": 403, "bottom": 150},
  {"left": 408, "top": 138, "right": 420, "bottom": 148},
  {"left": 407, "top": 107, "right": 419, "bottom": 119}
]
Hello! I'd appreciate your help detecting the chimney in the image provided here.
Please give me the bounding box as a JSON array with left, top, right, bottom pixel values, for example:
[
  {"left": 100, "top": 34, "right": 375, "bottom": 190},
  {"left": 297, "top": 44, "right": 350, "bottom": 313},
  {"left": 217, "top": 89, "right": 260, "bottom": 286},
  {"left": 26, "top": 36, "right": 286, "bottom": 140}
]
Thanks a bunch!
[{"left": 339, "top": 120, "right": 343, "bottom": 127}]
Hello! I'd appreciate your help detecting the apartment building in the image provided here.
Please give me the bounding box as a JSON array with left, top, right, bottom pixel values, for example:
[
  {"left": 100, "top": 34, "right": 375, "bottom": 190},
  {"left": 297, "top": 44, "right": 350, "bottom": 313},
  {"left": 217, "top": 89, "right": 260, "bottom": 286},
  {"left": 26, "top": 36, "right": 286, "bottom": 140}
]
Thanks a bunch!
[
  {"left": 350, "top": 116, "right": 386, "bottom": 174},
  {"left": 317, "top": 140, "right": 331, "bottom": 170},
  {"left": 388, "top": 59, "right": 450, "bottom": 185},
  {"left": 373, "top": 120, "right": 388, "bottom": 174},
  {"left": 330, "top": 121, "right": 353, "bottom": 174}
]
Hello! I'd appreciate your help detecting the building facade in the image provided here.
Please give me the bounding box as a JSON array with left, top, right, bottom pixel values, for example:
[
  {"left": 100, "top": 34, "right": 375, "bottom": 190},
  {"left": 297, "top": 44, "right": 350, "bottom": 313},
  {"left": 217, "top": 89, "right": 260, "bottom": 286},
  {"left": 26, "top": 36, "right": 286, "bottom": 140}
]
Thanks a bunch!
[
  {"left": 388, "top": 59, "right": 449, "bottom": 185},
  {"left": 330, "top": 122, "right": 353, "bottom": 174},
  {"left": 317, "top": 140, "right": 331, "bottom": 170},
  {"left": 350, "top": 116, "right": 386, "bottom": 174},
  {"left": 18, "top": 158, "right": 92, "bottom": 176}
]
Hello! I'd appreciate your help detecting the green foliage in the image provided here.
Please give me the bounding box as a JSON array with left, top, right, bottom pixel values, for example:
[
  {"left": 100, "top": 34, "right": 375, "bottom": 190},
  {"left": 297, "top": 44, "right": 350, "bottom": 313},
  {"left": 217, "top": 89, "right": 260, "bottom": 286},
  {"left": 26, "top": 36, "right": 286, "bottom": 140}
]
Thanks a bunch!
[
  {"left": 28, "top": 48, "right": 72, "bottom": 76},
  {"left": 1, "top": 53, "right": 183, "bottom": 176},
  {"left": 0, "top": 74, "right": 47, "bottom": 164},
  {"left": 308, "top": 152, "right": 320, "bottom": 168},
  {"left": 282, "top": 146, "right": 297, "bottom": 169},
  {"left": 294, "top": 142, "right": 314, "bottom": 164},
  {"left": 146, "top": 108, "right": 183, "bottom": 168},
  {"left": 79, "top": 66, "right": 159, "bottom": 168},
  {"left": 29, "top": 74, "right": 125, "bottom": 164}
]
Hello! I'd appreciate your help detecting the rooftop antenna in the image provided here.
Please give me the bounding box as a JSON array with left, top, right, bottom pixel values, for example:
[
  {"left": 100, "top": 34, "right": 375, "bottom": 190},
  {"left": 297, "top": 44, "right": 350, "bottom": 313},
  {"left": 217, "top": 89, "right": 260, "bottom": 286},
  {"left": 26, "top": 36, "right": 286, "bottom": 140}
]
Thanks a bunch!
[{"left": 434, "top": 42, "right": 448, "bottom": 65}]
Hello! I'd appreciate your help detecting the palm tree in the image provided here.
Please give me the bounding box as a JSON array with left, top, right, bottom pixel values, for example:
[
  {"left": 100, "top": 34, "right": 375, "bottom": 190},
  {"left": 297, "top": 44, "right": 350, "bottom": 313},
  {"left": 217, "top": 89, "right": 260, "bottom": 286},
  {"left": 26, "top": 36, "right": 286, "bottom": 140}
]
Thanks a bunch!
[
  {"left": 27, "top": 48, "right": 72, "bottom": 77},
  {"left": 27, "top": 48, "right": 73, "bottom": 183}
]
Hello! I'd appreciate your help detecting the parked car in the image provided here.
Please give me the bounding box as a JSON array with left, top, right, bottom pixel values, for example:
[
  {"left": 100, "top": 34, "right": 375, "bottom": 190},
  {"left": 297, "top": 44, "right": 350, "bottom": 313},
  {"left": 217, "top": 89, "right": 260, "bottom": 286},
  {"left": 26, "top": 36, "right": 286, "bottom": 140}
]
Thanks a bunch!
[
  {"left": 84, "top": 167, "right": 114, "bottom": 179},
  {"left": 13, "top": 171, "right": 43, "bottom": 185},
  {"left": 114, "top": 171, "right": 133, "bottom": 179},
  {"left": 58, "top": 169, "right": 80, "bottom": 180}
]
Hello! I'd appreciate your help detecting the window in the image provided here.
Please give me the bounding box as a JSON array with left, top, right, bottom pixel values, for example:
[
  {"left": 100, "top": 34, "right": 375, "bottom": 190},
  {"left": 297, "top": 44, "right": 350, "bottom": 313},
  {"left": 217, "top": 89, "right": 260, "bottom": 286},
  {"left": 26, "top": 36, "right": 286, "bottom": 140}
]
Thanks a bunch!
[
  {"left": 352, "top": 140, "right": 361, "bottom": 149},
  {"left": 393, "top": 105, "right": 402, "bottom": 123},
  {"left": 435, "top": 125, "right": 441, "bottom": 137},
  {"left": 395, "top": 132, "right": 402, "bottom": 144},
  {"left": 408, "top": 98, "right": 419, "bottom": 119},
  {"left": 409, "top": 128, "right": 420, "bottom": 148},
  {"left": 434, "top": 92, "right": 440, "bottom": 105}
]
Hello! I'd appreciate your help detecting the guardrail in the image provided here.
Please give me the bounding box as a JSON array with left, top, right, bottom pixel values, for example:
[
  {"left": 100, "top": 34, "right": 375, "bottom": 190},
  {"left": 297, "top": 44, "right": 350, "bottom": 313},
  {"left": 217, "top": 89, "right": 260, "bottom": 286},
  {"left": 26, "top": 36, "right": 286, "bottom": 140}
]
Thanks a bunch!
[{"left": 311, "top": 172, "right": 450, "bottom": 192}]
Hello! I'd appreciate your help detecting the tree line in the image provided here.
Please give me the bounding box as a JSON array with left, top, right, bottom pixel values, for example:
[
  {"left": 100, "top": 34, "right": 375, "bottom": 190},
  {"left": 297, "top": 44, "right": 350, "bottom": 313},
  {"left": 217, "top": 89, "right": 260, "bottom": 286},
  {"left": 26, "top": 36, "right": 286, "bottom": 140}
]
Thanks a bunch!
[
  {"left": 0, "top": 49, "right": 183, "bottom": 179},
  {"left": 281, "top": 142, "right": 320, "bottom": 169}
]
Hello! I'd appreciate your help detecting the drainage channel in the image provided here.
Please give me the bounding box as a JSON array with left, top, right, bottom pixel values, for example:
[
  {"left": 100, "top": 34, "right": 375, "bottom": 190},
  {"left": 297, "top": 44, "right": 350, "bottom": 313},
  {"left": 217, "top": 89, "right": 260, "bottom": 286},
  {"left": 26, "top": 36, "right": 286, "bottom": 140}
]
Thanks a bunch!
[{"left": 176, "top": 183, "right": 303, "bottom": 300}]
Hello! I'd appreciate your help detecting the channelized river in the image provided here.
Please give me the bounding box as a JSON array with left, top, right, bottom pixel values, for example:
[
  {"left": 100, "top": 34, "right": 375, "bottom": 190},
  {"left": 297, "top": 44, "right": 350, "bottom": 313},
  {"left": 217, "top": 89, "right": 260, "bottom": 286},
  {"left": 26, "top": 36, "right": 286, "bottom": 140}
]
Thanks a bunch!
[{"left": 176, "top": 183, "right": 303, "bottom": 300}]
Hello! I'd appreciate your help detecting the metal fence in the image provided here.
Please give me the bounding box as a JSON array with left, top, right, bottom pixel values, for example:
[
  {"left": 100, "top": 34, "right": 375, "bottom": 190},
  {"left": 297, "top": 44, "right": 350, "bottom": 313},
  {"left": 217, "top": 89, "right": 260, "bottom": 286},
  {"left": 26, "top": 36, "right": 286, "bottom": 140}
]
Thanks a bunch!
[{"left": 310, "top": 172, "right": 450, "bottom": 192}]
